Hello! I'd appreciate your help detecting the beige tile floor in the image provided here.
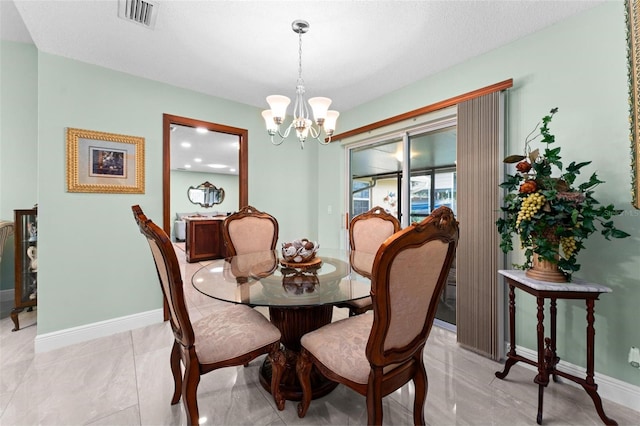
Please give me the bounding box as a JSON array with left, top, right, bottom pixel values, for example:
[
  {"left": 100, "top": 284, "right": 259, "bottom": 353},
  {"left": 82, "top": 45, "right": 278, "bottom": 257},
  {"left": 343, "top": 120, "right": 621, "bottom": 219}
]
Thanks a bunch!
[{"left": 1, "top": 245, "right": 638, "bottom": 425}]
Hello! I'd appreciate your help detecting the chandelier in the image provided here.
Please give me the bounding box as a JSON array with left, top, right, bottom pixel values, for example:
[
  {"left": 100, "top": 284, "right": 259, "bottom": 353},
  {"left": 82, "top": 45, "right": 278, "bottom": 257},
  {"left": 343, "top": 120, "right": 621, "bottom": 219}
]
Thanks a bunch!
[{"left": 262, "top": 20, "right": 339, "bottom": 149}]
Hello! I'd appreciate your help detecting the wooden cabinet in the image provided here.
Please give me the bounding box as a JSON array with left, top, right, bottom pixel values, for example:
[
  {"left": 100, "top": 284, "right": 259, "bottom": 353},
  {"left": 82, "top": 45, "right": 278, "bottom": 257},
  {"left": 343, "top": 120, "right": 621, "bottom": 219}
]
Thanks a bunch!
[
  {"left": 185, "top": 217, "right": 227, "bottom": 262},
  {"left": 12, "top": 207, "right": 37, "bottom": 332}
]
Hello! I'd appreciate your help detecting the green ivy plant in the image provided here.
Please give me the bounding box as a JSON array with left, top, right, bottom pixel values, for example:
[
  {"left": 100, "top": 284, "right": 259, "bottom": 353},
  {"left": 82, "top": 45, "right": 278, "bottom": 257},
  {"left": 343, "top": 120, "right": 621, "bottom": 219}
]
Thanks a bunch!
[{"left": 496, "top": 107, "right": 629, "bottom": 279}]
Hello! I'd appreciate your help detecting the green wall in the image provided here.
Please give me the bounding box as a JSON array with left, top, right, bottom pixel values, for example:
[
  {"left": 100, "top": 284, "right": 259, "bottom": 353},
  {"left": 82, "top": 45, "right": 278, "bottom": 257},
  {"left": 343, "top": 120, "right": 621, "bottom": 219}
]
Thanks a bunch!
[
  {"left": 318, "top": 2, "right": 639, "bottom": 386},
  {"left": 0, "top": 41, "right": 37, "bottom": 291},
  {"left": 1, "top": 0, "right": 637, "bottom": 391},
  {"left": 0, "top": 44, "right": 319, "bottom": 334}
]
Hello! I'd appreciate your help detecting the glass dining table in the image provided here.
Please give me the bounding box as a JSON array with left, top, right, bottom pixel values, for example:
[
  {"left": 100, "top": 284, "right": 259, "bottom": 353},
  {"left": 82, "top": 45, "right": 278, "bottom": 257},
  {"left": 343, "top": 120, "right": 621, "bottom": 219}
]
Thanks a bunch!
[{"left": 191, "top": 248, "right": 373, "bottom": 401}]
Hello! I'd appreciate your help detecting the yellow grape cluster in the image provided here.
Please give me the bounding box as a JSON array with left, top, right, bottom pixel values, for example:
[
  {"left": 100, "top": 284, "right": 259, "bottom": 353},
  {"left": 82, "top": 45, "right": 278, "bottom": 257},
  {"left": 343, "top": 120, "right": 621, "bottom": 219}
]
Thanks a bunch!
[
  {"left": 561, "top": 236, "right": 577, "bottom": 257},
  {"left": 516, "top": 192, "right": 546, "bottom": 227}
]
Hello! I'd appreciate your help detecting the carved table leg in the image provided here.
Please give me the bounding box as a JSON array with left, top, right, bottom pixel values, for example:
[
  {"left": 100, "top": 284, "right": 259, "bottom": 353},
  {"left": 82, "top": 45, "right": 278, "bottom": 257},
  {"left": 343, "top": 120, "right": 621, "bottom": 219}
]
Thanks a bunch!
[
  {"left": 582, "top": 299, "right": 618, "bottom": 425},
  {"left": 550, "top": 298, "right": 560, "bottom": 382},
  {"left": 496, "top": 284, "right": 517, "bottom": 379},
  {"left": 533, "top": 297, "right": 547, "bottom": 425},
  {"left": 259, "top": 305, "right": 338, "bottom": 401}
]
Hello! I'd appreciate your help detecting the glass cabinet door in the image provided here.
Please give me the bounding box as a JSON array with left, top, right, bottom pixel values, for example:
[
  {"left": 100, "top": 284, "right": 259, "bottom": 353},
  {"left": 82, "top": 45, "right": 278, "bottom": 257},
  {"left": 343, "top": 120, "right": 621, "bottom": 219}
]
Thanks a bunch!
[{"left": 12, "top": 207, "right": 37, "bottom": 331}]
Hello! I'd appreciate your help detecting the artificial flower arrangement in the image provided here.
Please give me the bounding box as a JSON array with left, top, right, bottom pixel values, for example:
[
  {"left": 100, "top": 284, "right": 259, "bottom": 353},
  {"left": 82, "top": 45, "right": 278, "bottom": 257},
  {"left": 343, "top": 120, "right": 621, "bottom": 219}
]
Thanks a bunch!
[{"left": 496, "top": 108, "right": 629, "bottom": 279}]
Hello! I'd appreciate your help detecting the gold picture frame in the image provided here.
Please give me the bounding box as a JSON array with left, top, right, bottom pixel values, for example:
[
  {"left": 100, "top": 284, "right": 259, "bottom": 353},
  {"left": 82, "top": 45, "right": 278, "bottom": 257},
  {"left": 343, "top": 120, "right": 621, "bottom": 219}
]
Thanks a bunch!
[
  {"left": 626, "top": 0, "right": 640, "bottom": 209},
  {"left": 66, "top": 128, "right": 145, "bottom": 194}
]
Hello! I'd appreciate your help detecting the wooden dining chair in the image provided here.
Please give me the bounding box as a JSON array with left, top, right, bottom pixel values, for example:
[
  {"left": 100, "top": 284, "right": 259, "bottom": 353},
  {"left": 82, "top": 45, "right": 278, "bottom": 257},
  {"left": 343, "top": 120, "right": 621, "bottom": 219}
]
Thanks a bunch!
[
  {"left": 337, "top": 206, "right": 400, "bottom": 316},
  {"left": 296, "top": 206, "right": 459, "bottom": 425},
  {"left": 131, "top": 205, "right": 286, "bottom": 425},
  {"left": 222, "top": 205, "right": 279, "bottom": 257}
]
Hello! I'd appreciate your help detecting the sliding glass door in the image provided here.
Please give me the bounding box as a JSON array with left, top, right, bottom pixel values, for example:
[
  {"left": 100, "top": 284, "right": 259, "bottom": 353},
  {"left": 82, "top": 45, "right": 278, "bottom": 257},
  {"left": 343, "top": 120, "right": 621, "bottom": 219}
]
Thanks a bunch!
[
  {"left": 348, "top": 124, "right": 457, "bottom": 327},
  {"left": 350, "top": 137, "right": 403, "bottom": 222}
]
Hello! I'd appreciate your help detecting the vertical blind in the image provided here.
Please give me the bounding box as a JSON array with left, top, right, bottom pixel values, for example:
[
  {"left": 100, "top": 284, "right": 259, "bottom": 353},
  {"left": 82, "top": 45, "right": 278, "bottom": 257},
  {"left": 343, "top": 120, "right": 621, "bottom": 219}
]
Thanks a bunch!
[{"left": 456, "top": 91, "right": 505, "bottom": 360}]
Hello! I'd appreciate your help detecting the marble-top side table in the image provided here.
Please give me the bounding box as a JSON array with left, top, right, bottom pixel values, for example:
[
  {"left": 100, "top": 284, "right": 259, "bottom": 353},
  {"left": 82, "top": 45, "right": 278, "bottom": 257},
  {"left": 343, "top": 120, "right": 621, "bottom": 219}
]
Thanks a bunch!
[{"left": 495, "top": 270, "right": 617, "bottom": 425}]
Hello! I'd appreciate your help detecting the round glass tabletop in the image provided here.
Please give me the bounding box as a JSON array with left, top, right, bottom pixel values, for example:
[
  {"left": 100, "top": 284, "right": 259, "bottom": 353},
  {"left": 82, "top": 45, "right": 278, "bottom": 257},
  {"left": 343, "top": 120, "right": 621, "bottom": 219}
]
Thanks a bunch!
[{"left": 191, "top": 248, "right": 372, "bottom": 307}]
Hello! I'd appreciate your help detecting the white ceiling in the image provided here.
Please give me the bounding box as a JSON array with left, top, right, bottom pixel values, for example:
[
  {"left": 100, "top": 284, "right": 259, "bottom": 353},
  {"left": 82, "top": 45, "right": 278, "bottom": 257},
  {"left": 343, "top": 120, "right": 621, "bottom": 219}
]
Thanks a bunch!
[
  {"left": 1, "top": 0, "right": 604, "bottom": 176},
  {"left": 2, "top": 0, "right": 604, "bottom": 113}
]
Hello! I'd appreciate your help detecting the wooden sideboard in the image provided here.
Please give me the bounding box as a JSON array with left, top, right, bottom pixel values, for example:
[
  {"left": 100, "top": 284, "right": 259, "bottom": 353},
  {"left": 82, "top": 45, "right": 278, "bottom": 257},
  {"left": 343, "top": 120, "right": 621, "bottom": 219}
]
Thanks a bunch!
[{"left": 184, "top": 216, "right": 227, "bottom": 263}]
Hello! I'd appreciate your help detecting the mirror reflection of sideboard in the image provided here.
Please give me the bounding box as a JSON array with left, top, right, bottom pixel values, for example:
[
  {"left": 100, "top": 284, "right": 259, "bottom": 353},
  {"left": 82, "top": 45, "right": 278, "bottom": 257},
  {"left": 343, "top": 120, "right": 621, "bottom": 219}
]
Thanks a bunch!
[{"left": 185, "top": 216, "right": 227, "bottom": 262}]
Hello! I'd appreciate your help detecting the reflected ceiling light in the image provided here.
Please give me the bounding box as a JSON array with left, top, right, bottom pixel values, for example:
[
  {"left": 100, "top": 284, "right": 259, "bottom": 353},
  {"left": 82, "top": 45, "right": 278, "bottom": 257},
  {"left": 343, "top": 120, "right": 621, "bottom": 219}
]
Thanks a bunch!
[
  {"left": 207, "top": 164, "right": 227, "bottom": 169},
  {"left": 194, "top": 158, "right": 202, "bottom": 163},
  {"left": 195, "top": 127, "right": 208, "bottom": 134},
  {"left": 395, "top": 150, "right": 416, "bottom": 162},
  {"left": 181, "top": 142, "right": 191, "bottom": 148},
  {"left": 184, "top": 164, "right": 191, "bottom": 169},
  {"left": 262, "top": 19, "right": 339, "bottom": 150}
]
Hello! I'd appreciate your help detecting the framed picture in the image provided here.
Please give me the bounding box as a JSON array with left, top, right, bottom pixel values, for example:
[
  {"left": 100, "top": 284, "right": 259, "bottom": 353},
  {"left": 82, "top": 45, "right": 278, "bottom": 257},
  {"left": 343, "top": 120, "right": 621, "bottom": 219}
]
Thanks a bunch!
[
  {"left": 626, "top": 0, "right": 640, "bottom": 209},
  {"left": 66, "top": 128, "right": 145, "bottom": 193}
]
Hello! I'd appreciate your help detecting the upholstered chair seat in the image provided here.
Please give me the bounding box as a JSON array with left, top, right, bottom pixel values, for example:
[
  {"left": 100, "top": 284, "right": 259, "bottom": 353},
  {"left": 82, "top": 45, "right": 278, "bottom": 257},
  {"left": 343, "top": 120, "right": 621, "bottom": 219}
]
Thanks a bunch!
[
  {"left": 300, "top": 314, "right": 374, "bottom": 384},
  {"left": 192, "top": 304, "right": 281, "bottom": 364}
]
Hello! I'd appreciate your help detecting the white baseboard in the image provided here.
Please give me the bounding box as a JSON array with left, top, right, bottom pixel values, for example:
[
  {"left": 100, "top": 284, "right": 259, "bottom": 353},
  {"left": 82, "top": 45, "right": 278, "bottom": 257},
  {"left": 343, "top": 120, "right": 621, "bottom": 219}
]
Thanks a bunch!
[
  {"left": 514, "top": 345, "right": 640, "bottom": 413},
  {"left": 34, "top": 308, "right": 164, "bottom": 353},
  {"left": 0, "top": 288, "right": 13, "bottom": 302}
]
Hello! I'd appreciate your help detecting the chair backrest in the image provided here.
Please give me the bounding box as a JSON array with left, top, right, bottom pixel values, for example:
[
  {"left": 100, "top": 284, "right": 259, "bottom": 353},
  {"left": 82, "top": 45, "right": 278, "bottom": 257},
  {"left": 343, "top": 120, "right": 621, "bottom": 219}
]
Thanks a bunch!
[
  {"left": 349, "top": 206, "right": 400, "bottom": 277},
  {"left": 349, "top": 206, "right": 400, "bottom": 253},
  {"left": 366, "top": 206, "right": 459, "bottom": 367},
  {"left": 132, "top": 205, "right": 194, "bottom": 348},
  {"left": 0, "top": 221, "right": 14, "bottom": 262},
  {"left": 223, "top": 205, "right": 279, "bottom": 257}
]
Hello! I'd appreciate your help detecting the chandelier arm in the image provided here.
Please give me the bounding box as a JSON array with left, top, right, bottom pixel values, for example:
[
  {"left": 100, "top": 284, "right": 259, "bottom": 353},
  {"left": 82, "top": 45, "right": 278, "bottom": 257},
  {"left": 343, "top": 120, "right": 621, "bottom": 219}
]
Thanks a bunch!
[
  {"left": 269, "top": 134, "right": 286, "bottom": 146},
  {"left": 308, "top": 125, "right": 320, "bottom": 139},
  {"left": 317, "top": 135, "right": 332, "bottom": 145},
  {"left": 307, "top": 126, "right": 332, "bottom": 145},
  {"left": 278, "top": 123, "right": 293, "bottom": 139}
]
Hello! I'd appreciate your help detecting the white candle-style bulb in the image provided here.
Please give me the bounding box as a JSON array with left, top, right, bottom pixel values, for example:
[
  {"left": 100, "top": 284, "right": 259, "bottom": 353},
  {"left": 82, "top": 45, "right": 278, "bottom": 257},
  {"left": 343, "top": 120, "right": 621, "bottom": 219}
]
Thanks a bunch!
[
  {"left": 308, "top": 97, "right": 332, "bottom": 123},
  {"left": 266, "top": 95, "right": 290, "bottom": 121}
]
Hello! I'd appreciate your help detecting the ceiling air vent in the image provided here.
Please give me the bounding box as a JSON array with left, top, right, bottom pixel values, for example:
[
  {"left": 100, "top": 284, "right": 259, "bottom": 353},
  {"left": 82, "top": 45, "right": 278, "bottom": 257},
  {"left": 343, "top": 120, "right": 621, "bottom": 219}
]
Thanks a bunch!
[{"left": 118, "top": 0, "right": 158, "bottom": 29}]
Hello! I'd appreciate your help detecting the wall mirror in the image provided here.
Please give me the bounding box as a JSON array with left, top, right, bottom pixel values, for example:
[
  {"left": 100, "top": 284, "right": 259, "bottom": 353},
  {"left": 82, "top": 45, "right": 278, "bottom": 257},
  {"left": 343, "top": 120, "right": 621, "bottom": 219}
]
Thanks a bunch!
[
  {"left": 187, "top": 181, "right": 225, "bottom": 207},
  {"left": 163, "top": 114, "right": 248, "bottom": 235},
  {"left": 626, "top": 0, "right": 640, "bottom": 209}
]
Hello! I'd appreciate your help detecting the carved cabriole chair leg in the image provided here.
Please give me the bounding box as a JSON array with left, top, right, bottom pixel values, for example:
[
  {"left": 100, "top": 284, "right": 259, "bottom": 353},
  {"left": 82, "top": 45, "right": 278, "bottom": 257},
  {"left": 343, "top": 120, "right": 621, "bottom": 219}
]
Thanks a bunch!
[
  {"left": 413, "top": 352, "right": 427, "bottom": 426},
  {"left": 296, "top": 349, "right": 313, "bottom": 418},
  {"left": 269, "top": 343, "right": 286, "bottom": 410},
  {"left": 366, "top": 369, "right": 384, "bottom": 426},
  {"left": 182, "top": 350, "right": 201, "bottom": 426},
  {"left": 170, "top": 341, "right": 182, "bottom": 405}
]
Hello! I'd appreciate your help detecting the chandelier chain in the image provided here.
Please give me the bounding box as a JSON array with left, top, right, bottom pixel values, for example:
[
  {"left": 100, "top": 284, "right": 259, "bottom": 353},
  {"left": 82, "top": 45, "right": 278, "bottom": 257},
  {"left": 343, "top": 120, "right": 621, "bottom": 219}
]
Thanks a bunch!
[{"left": 298, "top": 31, "right": 304, "bottom": 84}]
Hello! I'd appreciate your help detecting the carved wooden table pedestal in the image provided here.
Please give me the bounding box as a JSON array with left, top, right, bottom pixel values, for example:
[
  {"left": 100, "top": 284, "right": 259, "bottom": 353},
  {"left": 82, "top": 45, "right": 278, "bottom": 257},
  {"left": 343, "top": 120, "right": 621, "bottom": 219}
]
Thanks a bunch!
[{"left": 258, "top": 305, "right": 338, "bottom": 401}]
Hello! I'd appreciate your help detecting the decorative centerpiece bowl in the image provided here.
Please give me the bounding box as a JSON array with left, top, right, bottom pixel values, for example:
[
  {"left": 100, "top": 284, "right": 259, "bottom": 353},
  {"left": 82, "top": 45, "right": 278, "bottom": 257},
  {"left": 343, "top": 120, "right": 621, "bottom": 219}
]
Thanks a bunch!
[{"left": 280, "top": 238, "right": 320, "bottom": 268}]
